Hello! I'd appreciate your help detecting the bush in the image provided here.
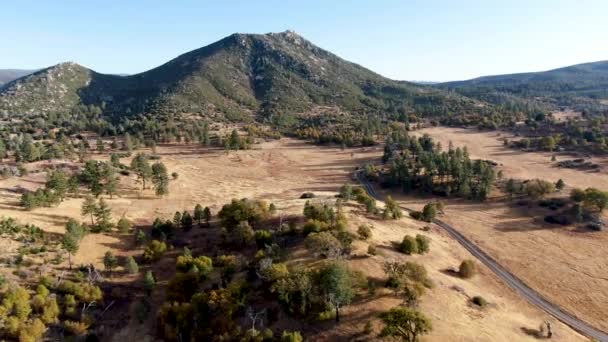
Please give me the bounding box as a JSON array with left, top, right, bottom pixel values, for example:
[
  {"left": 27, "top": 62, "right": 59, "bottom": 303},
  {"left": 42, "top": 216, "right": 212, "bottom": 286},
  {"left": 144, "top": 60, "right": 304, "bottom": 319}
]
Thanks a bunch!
[
  {"left": 459, "top": 260, "right": 476, "bottom": 279},
  {"left": 367, "top": 244, "right": 377, "bottom": 255},
  {"left": 64, "top": 320, "right": 89, "bottom": 336},
  {"left": 415, "top": 234, "right": 430, "bottom": 254},
  {"left": 570, "top": 188, "right": 586, "bottom": 202},
  {"left": 587, "top": 223, "right": 602, "bottom": 231},
  {"left": 300, "top": 192, "right": 315, "bottom": 199},
  {"left": 399, "top": 235, "right": 419, "bottom": 255},
  {"left": 302, "top": 219, "right": 328, "bottom": 236},
  {"left": 409, "top": 211, "right": 423, "bottom": 221},
  {"left": 125, "top": 256, "right": 139, "bottom": 274},
  {"left": 357, "top": 224, "right": 372, "bottom": 240},
  {"left": 544, "top": 214, "right": 572, "bottom": 225},
  {"left": 471, "top": 295, "right": 488, "bottom": 307},
  {"left": 117, "top": 217, "right": 132, "bottom": 233},
  {"left": 422, "top": 203, "right": 437, "bottom": 222},
  {"left": 255, "top": 230, "right": 273, "bottom": 248},
  {"left": 143, "top": 240, "right": 167, "bottom": 263},
  {"left": 281, "top": 330, "right": 303, "bottom": 342},
  {"left": 175, "top": 255, "right": 213, "bottom": 278}
]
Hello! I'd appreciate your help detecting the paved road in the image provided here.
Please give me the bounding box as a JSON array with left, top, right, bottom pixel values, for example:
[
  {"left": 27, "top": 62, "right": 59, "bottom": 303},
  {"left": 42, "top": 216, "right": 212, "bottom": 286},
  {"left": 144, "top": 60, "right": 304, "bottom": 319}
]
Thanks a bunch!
[{"left": 356, "top": 172, "right": 608, "bottom": 342}]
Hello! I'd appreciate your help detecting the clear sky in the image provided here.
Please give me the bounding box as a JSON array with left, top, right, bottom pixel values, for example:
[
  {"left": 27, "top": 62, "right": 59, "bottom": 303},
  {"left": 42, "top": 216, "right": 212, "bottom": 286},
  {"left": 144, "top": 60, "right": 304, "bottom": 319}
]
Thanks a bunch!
[{"left": 1, "top": 0, "right": 607, "bottom": 81}]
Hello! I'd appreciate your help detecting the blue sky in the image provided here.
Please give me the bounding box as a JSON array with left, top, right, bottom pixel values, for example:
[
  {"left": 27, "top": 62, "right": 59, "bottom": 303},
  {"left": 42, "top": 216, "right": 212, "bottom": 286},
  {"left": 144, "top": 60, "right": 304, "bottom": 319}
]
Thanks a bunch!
[{"left": 1, "top": 0, "right": 607, "bottom": 81}]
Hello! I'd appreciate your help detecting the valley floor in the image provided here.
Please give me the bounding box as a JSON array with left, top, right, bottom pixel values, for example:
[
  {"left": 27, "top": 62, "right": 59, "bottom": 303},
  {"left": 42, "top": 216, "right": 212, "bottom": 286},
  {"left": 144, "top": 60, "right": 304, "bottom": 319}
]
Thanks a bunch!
[{"left": 0, "top": 137, "right": 592, "bottom": 341}]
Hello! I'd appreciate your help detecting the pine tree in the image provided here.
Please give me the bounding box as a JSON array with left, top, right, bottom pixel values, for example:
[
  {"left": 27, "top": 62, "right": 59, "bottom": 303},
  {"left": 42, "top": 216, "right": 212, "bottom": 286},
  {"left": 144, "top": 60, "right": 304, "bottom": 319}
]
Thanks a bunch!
[
  {"left": 103, "top": 251, "right": 117, "bottom": 277},
  {"left": 193, "top": 204, "right": 204, "bottom": 226},
  {"left": 81, "top": 196, "right": 98, "bottom": 225},
  {"left": 96, "top": 137, "right": 104, "bottom": 152},
  {"left": 94, "top": 198, "right": 113, "bottom": 232},
  {"left": 151, "top": 162, "right": 169, "bottom": 196},
  {"left": 143, "top": 271, "right": 156, "bottom": 296},
  {"left": 125, "top": 256, "right": 139, "bottom": 274},
  {"left": 131, "top": 153, "right": 152, "bottom": 190},
  {"left": 203, "top": 206, "right": 212, "bottom": 227}
]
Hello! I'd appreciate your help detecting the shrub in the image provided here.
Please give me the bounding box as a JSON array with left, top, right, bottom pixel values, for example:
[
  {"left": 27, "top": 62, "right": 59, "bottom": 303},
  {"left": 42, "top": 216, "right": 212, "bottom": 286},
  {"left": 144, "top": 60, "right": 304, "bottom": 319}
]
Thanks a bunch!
[
  {"left": 367, "top": 244, "right": 377, "bottom": 255},
  {"left": 399, "top": 235, "right": 418, "bottom": 255},
  {"left": 125, "top": 256, "right": 139, "bottom": 274},
  {"left": 421, "top": 203, "right": 437, "bottom": 222},
  {"left": 255, "top": 230, "right": 273, "bottom": 248},
  {"left": 415, "top": 235, "right": 430, "bottom": 254},
  {"left": 281, "top": 330, "right": 303, "bottom": 342},
  {"left": 64, "top": 320, "right": 89, "bottom": 336},
  {"left": 570, "top": 188, "right": 586, "bottom": 202},
  {"left": 143, "top": 240, "right": 167, "bottom": 263},
  {"left": 409, "top": 211, "right": 423, "bottom": 221},
  {"left": 117, "top": 218, "right": 132, "bottom": 233},
  {"left": 459, "top": 260, "right": 476, "bottom": 279},
  {"left": 587, "top": 223, "right": 602, "bottom": 231},
  {"left": 472, "top": 295, "right": 488, "bottom": 307},
  {"left": 176, "top": 255, "right": 213, "bottom": 278},
  {"left": 302, "top": 219, "right": 328, "bottom": 236},
  {"left": 544, "top": 214, "right": 572, "bottom": 225},
  {"left": 357, "top": 224, "right": 372, "bottom": 240}
]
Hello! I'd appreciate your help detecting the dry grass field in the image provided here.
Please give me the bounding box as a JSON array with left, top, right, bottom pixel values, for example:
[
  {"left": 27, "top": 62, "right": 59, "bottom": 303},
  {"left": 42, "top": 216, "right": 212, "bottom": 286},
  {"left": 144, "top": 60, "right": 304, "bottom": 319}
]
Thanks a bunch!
[
  {"left": 403, "top": 126, "right": 608, "bottom": 332},
  {"left": 0, "top": 137, "right": 588, "bottom": 341}
]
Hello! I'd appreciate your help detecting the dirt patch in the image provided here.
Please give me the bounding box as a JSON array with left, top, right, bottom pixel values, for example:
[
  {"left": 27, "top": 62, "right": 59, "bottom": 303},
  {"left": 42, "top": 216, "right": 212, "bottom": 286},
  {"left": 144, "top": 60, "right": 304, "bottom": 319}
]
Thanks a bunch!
[{"left": 407, "top": 126, "right": 608, "bottom": 332}]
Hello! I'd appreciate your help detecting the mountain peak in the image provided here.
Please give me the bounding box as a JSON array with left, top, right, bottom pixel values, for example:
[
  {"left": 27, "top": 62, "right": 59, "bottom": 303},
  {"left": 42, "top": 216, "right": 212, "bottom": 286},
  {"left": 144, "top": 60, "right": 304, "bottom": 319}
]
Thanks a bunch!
[{"left": 0, "top": 31, "right": 470, "bottom": 123}]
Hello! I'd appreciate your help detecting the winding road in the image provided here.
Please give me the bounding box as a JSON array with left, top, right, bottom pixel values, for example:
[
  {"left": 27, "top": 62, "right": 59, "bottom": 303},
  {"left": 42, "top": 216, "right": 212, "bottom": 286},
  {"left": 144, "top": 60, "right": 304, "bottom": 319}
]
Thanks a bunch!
[{"left": 356, "top": 172, "right": 608, "bottom": 342}]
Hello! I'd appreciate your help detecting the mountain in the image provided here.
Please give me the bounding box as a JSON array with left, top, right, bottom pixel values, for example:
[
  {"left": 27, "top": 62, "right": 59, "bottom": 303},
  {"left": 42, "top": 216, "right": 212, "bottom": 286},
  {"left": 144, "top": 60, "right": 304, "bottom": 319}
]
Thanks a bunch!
[
  {"left": 0, "top": 31, "right": 480, "bottom": 125},
  {"left": 0, "top": 69, "right": 35, "bottom": 86},
  {"left": 439, "top": 61, "right": 608, "bottom": 113}
]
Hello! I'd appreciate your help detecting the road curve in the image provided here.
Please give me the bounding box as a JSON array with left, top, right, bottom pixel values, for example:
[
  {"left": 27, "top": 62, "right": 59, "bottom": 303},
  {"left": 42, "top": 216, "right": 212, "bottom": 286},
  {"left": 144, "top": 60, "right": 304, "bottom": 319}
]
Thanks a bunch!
[{"left": 356, "top": 172, "right": 608, "bottom": 342}]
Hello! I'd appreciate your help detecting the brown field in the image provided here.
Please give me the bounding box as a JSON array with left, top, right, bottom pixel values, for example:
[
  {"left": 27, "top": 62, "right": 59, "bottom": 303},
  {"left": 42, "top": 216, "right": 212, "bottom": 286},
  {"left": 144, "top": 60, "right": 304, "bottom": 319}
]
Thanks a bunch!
[
  {"left": 551, "top": 109, "right": 583, "bottom": 122},
  {"left": 0, "top": 137, "right": 588, "bottom": 340},
  {"left": 402, "top": 126, "right": 608, "bottom": 332}
]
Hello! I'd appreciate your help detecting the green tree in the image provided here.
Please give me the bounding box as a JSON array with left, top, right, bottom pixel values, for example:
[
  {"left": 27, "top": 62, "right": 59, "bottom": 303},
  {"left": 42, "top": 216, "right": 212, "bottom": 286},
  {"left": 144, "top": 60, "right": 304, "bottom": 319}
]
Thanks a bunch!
[
  {"left": 94, "top": 198, "right": 113, "bottom": 232},
  {"left": 379, "top": 307, "right": 432, "bottom": 342},
  {"left": 0, "top": 140, "right": 6, "bottom": 159},
  {"left": 339, "top": 183, "right": 353, "bottom": 201},
  {"left": 117, "top": 217, "right": 132, "bottom": 233},
  {"left": 103, "top": 164, "right": 119, "bottom": 199},
  {"left": 229, "top": 129, "right": 241, "bottom": 150},
  {"left": 193, "top": 204, "right": 204, "bottom": 226},
  {"left": 384, "top": 196, "right": 402, "bottom": 220},
  {"left": 421, "top": 203, "right": 436, "bottom": 222},
  {"left": 173, "top": 211, "right": 182, "bottom": 228},
  {"left": 131, "top": 153, "right": 152, "bottom": 190},
  {"left": 317, "top": 262, "right": 354, "bottom": 322},
  {"left": 123, "top": 133, "right": 133, "bottom": 152},
  {"left": 143, "top": 271, "right": 156, "bottom": 296},
  {"left": 555, "top": 179, "right": 565, "bottom": 191},
  {"left": 570, "top": 188, "right": 586, "bottom": 202},
  {"left": 96, "top": 137, "right": 104, "bottom": 152},
  {"left": 62, "top": 232, "right": 80, "bottom": 270},
  {"left": 125, "top": 256, "right": 139, "bottom": 274},
  {"left": 103, "top": 251, "right": 118, "bottom": 277},
  {"left": 181, "top": 211, "right": 193, "bottom": 231},
  {"left": 583, "top": 188, "right": 608, "bottom": 212},
  {"left": 46, "top": 169, "right": 69, "bottom": 201},
  {"left": 203, "top": 206, "right": 212, "bottom": 227},
  {"left": 152, "top": 162, "right": 169, "bottom": 196},
  {"left": 81, "top": 196, "right": 98, "bottom": 225}
]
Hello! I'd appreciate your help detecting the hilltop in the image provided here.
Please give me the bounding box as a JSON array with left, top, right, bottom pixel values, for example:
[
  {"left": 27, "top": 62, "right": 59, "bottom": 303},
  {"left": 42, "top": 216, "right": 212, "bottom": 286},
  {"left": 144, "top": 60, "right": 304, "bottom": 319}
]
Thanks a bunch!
[
  {"left": 439, "top": 61, "right": 608, "bottom": 114},
  {"left": 0, "top": 31, "right": 483, "bottom": 126}
]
